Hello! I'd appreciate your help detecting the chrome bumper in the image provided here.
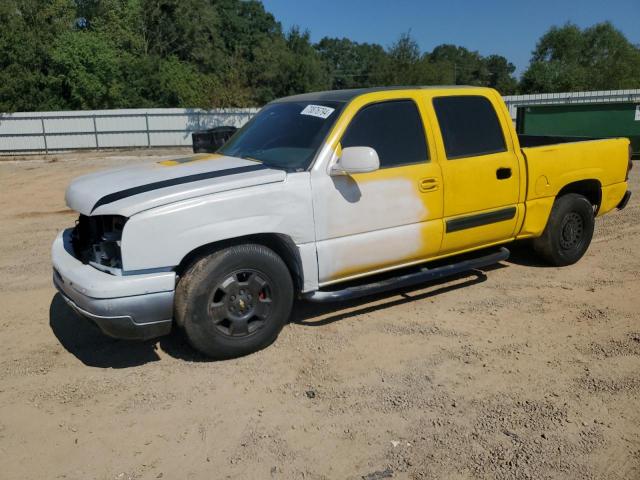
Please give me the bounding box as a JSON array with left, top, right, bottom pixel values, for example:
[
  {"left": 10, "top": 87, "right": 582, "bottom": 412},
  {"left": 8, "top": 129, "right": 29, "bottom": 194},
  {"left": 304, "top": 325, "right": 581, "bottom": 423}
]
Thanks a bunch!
[{"left": 52, "top": 229, "right": 175, "bottom": 340}]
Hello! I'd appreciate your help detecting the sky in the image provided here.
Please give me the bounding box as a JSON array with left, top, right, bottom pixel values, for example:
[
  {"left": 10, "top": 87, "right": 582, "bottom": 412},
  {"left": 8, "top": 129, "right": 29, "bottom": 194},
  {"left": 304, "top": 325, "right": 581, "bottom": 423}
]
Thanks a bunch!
[{"left": 260, "top": 0, "right": 640, "bottom": 77}]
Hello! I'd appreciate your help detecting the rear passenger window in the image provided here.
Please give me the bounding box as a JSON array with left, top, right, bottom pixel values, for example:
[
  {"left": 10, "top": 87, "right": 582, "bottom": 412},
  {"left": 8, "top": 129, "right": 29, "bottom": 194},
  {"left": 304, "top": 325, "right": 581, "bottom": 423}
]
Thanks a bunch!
[
  {"left": 433, "top": 96, "right": 506, "bottom": 159},
  {"left": 341, "top": 100, "right": 428, "bottom": 168}
]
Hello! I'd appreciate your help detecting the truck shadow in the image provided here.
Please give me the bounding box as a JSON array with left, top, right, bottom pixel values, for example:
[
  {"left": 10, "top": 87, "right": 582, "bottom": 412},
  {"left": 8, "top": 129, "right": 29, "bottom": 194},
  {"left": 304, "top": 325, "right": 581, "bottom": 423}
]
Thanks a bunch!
[
  {"left": 503, "top": 241, "right": 553, "bottom": 268},
  {"left": 49, "top": 294, "right": 165, "bottom": 368},
  {"left": 49, "top": 267, "right": 499, "bottom": 367}
]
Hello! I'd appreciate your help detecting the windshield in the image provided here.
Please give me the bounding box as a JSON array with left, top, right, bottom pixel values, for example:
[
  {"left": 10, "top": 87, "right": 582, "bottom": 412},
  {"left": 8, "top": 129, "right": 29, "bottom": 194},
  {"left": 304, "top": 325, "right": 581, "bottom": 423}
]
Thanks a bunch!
[{"left": 219, "top": 101, "right": 344, "bottom": 171}]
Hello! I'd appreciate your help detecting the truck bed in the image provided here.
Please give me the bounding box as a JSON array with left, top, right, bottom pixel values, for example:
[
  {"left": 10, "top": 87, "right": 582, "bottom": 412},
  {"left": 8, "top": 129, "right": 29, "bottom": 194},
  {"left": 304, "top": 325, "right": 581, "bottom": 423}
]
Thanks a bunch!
[
  {"left": 518, "top": 134, "right": 596, "bottom": 148},
  {"left": 520, "top": 136, "right": 630, "bottom": 215}
]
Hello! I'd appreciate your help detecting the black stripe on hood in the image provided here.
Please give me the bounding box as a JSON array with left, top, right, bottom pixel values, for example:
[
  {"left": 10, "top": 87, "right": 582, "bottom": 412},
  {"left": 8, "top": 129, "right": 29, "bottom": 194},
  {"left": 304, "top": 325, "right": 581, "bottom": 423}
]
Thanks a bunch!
[{"left": 91, "top": 164, "right": 268, "bottom": 213}]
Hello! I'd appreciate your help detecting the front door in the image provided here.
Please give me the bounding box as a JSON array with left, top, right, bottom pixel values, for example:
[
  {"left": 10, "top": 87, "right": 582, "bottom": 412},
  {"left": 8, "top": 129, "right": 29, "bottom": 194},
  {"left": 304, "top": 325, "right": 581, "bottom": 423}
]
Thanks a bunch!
[{"left": 312, "top": 97, "right": 444, "bottom": 285}]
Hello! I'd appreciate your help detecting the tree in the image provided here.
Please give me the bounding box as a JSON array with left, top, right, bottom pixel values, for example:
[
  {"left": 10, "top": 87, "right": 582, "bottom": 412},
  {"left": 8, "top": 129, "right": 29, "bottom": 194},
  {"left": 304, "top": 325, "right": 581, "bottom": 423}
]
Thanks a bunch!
[
  {"left": 383, "top": 34, "right": 451, "bottom": 86},
  {"left": 5, "top": 1, "right": 637, "bottom": 111},
  {"left": 152, "top": 56, "right": 218, "bottom": 107},
  {"left": 484, "top": 55, "right": 518, "bottom": 95},
  {"left": 0, "top": 0, "right": 76, "bottom": 111},
  {"left": 48, "top": 31, "right": 125, "bottom": 110},
  {"left": 315, "top": 37, "right": 388, "bottom": 89},
  {"left": 76, "top": 0, "right": 146, "bottom": 54},
  {"left": 140, "top": 0, "right": 225, "bottom": 72},
  {"left": 424, "top": 44, "right": 518, "bottom": 93},
  {"left": 521, "top": 22, "right": 640, "bottom": 93},
  {"left": 213, "top": 0, "right": 289, "bottom": 104},
  {"left": 429, "top": 44, "right": 489, "bottom": 85},
  {"left": 279, "top": 27, "right": 330, "bottom": 96}
]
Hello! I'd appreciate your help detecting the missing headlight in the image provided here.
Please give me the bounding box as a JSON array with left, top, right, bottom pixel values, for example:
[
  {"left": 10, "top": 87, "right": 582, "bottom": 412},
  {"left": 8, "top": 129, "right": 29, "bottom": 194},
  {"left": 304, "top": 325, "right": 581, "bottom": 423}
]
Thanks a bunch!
[{"left": 72, "top": 215, "right": 127, "bottom": 273}]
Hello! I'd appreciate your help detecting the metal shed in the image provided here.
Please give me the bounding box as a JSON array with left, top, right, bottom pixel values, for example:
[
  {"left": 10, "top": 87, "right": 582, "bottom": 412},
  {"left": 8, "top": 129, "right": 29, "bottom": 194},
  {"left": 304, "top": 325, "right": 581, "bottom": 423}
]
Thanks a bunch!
[
  {"left": 516, "top": 102, "right": 640, "bottom": 159},
  {"left": 504, "top": 89, "right": 640, "bottom": 159}
]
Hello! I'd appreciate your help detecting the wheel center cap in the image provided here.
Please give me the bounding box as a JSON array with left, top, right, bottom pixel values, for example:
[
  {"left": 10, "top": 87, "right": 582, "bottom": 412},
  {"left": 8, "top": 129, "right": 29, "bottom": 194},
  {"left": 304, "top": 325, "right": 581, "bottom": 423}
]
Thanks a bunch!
[
  {"left": 566, "top": 225, "right": 574, "bottom": 238},
  {"left": 238, "top": 298, "right": 246, "bottom": 310}
]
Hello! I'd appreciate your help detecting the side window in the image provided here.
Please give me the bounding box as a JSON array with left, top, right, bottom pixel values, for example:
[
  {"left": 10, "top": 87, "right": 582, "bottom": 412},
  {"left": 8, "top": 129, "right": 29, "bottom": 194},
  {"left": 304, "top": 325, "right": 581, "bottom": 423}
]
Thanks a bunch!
[
  {"left": 341, "top": 100, "right": 428, "bottom": 168},
  {"left": 433, "top": 96, "right": 506, "bottom": 159}
]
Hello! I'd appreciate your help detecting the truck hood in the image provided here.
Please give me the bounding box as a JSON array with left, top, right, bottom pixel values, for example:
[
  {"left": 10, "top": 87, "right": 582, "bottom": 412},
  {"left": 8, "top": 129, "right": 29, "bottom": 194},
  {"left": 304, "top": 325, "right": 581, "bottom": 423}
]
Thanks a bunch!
[{"left": 66, "top": 154, "right": 286, "bottom": 217}]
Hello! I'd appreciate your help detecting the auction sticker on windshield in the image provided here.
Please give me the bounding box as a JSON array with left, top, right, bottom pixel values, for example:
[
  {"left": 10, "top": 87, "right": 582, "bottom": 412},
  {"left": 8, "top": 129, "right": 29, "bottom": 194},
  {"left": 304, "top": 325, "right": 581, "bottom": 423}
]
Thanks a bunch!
[{"left": 301, "top": 104, "right": 335, "bottom": 119}]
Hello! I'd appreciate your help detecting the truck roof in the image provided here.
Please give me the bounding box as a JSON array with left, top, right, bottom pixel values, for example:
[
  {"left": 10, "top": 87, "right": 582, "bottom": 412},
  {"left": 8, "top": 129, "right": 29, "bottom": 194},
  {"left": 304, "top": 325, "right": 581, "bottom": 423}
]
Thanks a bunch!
[{"left": 273, "top": 85, "right": 481, "bottom": 104}]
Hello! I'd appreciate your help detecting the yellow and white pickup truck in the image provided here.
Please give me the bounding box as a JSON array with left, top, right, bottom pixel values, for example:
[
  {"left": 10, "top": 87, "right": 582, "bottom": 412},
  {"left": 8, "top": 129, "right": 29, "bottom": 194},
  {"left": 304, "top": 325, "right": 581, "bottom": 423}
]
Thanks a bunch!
[{"left": 52, "top": 86, "right": 632, "bottom": 358}]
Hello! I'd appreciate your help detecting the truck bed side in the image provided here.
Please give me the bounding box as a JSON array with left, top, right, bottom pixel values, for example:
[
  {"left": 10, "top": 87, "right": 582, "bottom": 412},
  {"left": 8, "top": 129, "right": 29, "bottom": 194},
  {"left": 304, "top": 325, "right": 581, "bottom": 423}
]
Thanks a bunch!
[{"left": 517, "top": 137, "right": 630, "bottom": 239}]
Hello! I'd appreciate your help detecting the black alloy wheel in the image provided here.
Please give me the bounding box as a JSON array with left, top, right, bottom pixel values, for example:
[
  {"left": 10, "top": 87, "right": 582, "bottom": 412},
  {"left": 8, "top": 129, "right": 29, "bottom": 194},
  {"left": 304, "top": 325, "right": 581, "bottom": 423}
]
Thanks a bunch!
[{"left": 209, "top": 270, "right": 273, "bottom": 337}]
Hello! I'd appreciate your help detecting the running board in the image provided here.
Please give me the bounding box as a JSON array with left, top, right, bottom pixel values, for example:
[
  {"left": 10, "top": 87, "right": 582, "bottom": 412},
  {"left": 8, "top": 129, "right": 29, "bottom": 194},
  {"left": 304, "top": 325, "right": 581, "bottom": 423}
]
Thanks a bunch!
[{"left": 303, "top": 247, "right": 510, "bottom": 303}]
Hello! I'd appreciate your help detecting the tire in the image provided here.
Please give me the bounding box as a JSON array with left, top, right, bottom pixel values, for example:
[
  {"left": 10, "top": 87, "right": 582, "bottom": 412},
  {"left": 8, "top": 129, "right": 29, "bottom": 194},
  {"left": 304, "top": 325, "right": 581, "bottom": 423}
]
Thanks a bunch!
[
  {"left": 532, "top": 193, "right": 595, "bottom": 266},
  {"left": 175, "top": 244, "right": 294, "bottom": 359}
]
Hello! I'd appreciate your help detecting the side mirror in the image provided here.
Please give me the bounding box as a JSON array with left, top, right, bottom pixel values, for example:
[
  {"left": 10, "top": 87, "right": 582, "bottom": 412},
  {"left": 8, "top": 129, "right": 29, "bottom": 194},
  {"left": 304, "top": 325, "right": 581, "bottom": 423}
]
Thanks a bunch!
[{"left": 330, "top": 146, "right": 380, "bottom": 176}]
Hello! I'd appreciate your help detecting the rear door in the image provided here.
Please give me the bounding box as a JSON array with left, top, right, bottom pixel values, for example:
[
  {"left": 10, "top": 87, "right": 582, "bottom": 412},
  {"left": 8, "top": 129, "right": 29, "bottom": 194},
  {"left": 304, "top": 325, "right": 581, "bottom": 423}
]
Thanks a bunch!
[{"left": 430, "top": 94, "right": 522, "bottom": 253}]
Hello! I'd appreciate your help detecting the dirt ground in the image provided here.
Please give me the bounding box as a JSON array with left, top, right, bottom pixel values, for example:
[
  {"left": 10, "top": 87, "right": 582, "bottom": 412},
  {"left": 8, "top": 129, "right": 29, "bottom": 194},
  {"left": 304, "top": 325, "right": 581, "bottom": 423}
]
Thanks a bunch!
[{"left": 0, "top": 150, "right": 638, "bottom": 480}]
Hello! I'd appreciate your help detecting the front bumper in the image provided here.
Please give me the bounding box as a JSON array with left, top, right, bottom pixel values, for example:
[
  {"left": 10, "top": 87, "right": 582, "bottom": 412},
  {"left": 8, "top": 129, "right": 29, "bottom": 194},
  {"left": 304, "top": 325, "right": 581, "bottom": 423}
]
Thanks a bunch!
[{"left": 52, "top": 229, "right": 175, "bottom": 340}]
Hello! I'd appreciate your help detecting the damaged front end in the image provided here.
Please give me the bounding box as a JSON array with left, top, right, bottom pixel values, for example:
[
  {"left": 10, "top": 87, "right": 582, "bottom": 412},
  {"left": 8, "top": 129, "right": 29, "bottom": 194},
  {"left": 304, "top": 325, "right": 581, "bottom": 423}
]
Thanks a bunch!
[{"left": 71, "top": 215, "right": 127, "bottom": 274}]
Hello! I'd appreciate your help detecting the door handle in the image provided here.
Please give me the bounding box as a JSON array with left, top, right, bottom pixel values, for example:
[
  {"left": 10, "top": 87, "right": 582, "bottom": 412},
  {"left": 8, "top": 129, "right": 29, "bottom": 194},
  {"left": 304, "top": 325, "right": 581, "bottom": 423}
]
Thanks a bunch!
[
  {"left": 419, "top": 177, "right": 440, "bottom": 192},
  {"left": 496, "top": 167, "right": 512, "bottom": 180}
]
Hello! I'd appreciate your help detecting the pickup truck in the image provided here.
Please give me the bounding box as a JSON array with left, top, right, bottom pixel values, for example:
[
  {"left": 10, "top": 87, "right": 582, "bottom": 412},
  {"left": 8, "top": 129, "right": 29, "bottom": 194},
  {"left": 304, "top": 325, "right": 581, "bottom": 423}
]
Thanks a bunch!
[{"left": 52, "top": 86, "right": 633, "bottom": 358}]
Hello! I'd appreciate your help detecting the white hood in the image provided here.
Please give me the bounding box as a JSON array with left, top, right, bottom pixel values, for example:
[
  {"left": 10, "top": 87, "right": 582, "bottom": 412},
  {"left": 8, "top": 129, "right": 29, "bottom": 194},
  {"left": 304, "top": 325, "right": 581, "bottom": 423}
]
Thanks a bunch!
[{"left": 65, "top": 154, "right": 286, "bottom": 217}]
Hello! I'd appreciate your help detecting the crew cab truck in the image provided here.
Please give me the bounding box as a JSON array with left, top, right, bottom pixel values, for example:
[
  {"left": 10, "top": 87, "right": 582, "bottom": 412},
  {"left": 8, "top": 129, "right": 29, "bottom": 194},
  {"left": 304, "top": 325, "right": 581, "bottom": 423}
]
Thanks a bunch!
[{"left": 52, "top": 86, "right": 633, "bottom": 358}]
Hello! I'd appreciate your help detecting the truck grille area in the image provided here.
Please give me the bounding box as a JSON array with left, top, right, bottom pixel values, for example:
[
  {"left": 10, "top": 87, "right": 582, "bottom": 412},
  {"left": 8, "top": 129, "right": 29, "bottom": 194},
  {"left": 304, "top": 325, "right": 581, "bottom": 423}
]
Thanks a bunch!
[{"left": 71, "top": 215, "right": 127, "bottom": 272}]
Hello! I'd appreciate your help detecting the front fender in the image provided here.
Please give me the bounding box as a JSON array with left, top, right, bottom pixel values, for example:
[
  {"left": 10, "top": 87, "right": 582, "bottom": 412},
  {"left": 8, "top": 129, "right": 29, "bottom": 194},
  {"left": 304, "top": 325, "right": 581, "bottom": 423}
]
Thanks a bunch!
[{"left": 120, "top": 174, "right": 315, "bottom": 272}]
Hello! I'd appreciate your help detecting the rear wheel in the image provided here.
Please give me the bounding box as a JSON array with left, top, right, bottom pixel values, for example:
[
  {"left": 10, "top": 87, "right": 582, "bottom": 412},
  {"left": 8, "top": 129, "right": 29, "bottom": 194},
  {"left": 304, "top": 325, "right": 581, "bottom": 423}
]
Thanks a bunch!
[
  {"left": 532, "top": 193, "right": 595, "bottom": 266},
  {"left": 175, "top": 244, "right": 293, "bottom": 359}
]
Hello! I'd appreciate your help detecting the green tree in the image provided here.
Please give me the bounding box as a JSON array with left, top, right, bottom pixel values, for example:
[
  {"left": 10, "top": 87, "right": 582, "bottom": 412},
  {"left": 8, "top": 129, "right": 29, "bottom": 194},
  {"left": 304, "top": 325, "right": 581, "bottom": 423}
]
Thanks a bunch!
[
  {"left": 76, "top": 0, "right": 146, "bottom": 53},
  {"left": 315, "top": 37, "right": 388, "bottom": 89},
  {"left": 223, "top": 3, "right": 291, "bottom": 104},
  {"left": 17, "top": 1, "right": 640, "bottom": 112},
  {"left": 278, "top": 27, "right": 330, "bottom": 96},
  {"left": 48, "top": 31, "right": 125, "bottom": 110},
  {"left": 484, "top": 55, "right": 518, "bottom": 94},
  {"left": 250, "top": 34, "right": 293, "bottom": 103},
  {"left": 0, "top": 0, "right": 76, "bottom": 111},
  {"left": 385, "top": 34, "right": 452, "bottom": 86},
  {"left": 214, "top": 0, "right": 282, "bottom": 55},
  {"left": 152, "top": 56, "right": 218, "bottom": 107},
  {"left": 386, "top": 33, "right": 422, "bottom": 84},
  {"left": 140, "top": 0, "right": 225, "bottom": 72},
  {"left": 521, "top": 22, "right": 640, "bottom": 93},
  {"left": 429, "top": 44, "right": 488, "bottom": 85}
]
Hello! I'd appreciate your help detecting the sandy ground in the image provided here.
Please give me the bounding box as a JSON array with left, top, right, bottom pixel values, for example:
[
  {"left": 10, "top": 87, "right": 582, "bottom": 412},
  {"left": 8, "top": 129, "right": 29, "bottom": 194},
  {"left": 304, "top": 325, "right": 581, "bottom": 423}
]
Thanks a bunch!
[{"left": 0, "top": 150, "right": 638, "bottom": 480}]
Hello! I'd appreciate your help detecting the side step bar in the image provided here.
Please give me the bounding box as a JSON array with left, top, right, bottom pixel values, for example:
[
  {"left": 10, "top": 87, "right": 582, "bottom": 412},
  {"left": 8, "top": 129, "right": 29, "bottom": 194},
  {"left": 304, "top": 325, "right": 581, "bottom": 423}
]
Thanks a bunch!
[{"left": 303, "top": 247, "right": 510, "bottom": 303}]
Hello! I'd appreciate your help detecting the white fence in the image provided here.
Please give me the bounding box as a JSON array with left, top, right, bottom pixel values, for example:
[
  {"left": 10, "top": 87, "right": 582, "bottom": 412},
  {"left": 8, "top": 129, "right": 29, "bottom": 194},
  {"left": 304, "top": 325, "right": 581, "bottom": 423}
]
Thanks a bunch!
[
  {"left": 2, "top": 89, "right": 639, "bottom": 154},
  {"left": 503, "top": 89, "right": 640, "bottom": 120},
  {"left": 0, "top": 108, "right": 258, "bottom": 154}
]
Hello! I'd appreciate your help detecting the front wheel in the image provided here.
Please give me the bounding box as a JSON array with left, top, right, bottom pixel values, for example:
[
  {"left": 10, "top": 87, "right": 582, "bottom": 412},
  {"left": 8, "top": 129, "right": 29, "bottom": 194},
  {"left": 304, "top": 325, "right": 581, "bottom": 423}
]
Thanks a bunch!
[
  {"left": 175, "top": 244, "right": 294, "bottom": 359},
  {"left": 532, "top": 193, "right": 595, "bottom": 266}
]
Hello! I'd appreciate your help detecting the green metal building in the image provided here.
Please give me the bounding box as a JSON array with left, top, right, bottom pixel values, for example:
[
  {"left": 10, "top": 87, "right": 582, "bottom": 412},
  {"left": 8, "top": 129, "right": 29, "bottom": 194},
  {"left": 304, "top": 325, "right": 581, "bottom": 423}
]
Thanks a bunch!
[
  {"left": 516, "top": 103, "right": 639, "bottom": 158},
  {"left": 504, "top": 90, "right": 640, "bottom": 159}
]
